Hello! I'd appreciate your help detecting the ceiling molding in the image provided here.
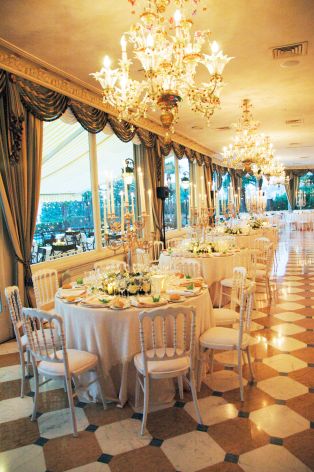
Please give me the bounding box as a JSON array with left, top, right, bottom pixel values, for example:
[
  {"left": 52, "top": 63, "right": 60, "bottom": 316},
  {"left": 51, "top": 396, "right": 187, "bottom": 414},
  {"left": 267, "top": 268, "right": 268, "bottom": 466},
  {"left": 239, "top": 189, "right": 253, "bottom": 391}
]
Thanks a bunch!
[{"left": 0, "top": 40, "right": 214, "bottom": 157}]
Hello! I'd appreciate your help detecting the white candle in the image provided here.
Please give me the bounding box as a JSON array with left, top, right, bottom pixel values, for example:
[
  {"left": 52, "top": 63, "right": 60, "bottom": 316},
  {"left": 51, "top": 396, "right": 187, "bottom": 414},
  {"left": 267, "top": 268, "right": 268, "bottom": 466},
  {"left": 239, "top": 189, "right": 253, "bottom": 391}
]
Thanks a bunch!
[
  {"left": 123, "top": 164, "right": 129, "bottom": 206},
  {"left": 147, "top": 189, "right": 154, "bottom": 232},
  {"left": 208, "top": 182, "right": 212, "bottom": 207},
  {"left": 106, "top": 179, "right": 111, "bottom": 214},
  {"left": 131, "top": 192, "right": 135, "bottom": 222},
  {"left": 120, "top": 191, "right": 124, "bottom": 233},
  {"left": 138, "top": 167, "right": 146, "bottom": 214},
  {"left": 110, "top": 174, "right": 115, "bottom": 215},
  {"left": 103, "top": 193, "right": 108, "bottom": 233}
]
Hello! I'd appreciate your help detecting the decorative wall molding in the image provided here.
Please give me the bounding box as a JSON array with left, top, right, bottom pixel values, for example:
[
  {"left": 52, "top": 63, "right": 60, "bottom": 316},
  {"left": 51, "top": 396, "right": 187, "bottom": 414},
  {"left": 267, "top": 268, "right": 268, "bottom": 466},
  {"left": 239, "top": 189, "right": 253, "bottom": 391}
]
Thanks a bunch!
[{"left": 0, "top": 41, "right": 214, "bottom": 157}]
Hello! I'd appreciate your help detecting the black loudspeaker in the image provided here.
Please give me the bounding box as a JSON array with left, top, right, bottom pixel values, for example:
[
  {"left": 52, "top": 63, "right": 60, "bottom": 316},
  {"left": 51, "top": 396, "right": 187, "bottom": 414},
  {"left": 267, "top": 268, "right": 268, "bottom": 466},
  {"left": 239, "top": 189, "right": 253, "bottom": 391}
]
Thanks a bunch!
[{"left": 157, "top": 186, "right": 170, "bottom": 200}]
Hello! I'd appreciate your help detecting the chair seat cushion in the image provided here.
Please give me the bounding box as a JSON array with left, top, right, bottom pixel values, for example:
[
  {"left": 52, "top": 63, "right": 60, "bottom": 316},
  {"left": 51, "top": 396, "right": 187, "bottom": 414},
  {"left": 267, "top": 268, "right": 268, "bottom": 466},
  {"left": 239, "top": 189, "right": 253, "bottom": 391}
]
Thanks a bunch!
[
  {"left": 38, "top": 349, "right": 98, "bottom": 377},
  {"left": 200, "top": 327, "right": 250, "bottom": 349},
  {"left": 213, "top": 308, "right": 239, "bottom": 325},
  {"left": 134, "top": 347, "right": 190, "bottom": 375},
  {"left": 220, "top": 278, "right": 233, "bottom": 288}
]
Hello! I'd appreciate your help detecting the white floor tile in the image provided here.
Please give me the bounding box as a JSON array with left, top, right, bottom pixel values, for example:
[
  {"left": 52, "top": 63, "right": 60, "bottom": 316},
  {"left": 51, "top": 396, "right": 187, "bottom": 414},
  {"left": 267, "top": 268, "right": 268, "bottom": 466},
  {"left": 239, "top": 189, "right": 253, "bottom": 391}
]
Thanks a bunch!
[
  {"left": 0, "top": 444, "right": 46, "bottom": 472},
  {"left": 0, "top": 397, "right": 33, "bottom": 424},
  {"left": 161, "top": 430, "right": 225, "bottom": 472},
  {"left": 239, "top": 444, "right": 311, "bottom": 472},
  {"left": 95, "top": 418, "right": 151, "bottom": 455}
]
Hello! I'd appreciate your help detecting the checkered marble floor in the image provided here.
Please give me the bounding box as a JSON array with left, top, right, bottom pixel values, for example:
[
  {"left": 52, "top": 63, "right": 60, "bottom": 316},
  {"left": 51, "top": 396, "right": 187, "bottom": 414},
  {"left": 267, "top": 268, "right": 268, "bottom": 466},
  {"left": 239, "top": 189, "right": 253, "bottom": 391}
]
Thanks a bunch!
[{"left": 0, "top": 229, "right": 313, "bottom": 472}]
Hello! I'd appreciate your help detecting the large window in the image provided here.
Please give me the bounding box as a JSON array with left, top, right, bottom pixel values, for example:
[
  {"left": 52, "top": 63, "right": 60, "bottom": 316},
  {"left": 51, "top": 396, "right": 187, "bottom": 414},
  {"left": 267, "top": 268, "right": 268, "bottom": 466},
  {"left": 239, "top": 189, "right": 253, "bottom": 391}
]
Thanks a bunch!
[
  {"left": 262, "top": 178, "right": 288, "bottom": 211},
  {"left": 164, "top": 155, "right": 177, "bottom": 229},
  {"left": 297, "top": 172, "right": 314, "bottom": 209},
  {"left": 32, "top": 119, "right": 93, "bottom": 264},
  {"left": 96, "top": 132, "right": 136, "bottom": 246},
  {"left": 179, "top": 158, "right": 190, "bottom": 227}
]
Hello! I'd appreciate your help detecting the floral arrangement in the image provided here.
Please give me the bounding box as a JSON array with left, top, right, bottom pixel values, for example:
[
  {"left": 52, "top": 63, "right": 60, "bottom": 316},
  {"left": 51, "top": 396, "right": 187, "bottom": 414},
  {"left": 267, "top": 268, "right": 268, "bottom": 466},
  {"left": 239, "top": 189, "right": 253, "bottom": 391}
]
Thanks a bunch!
[
  {"left": 224, "top": 227, "right": 243, "bottom": 235},
  {"left": 248, "top": 217, "right": 264, "bottom": 229},
  {"left": 88, "top": 270, "right": 152, "bottom": 297},
  {"left": 186, "top": 241, "right": 216, "bottom": 255}
]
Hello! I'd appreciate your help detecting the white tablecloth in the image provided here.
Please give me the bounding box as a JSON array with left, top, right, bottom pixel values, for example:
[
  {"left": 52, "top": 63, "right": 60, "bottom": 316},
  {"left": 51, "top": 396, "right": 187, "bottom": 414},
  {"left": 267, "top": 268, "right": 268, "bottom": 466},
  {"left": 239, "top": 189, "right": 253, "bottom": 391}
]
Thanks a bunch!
[
  {"left": 159, "top": 252, "right": 244, "bottom": 306},
  {"left": 55, "top": 289, "right": 213, "bottom": 407}
]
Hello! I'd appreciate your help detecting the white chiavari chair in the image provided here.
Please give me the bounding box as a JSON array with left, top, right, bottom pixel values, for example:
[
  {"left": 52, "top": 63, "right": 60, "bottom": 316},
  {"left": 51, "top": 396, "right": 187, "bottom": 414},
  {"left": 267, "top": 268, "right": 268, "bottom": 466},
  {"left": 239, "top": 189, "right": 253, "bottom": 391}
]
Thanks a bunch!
[
  {"left": 215, "top": 267, "right": 247, "bottom": 325},
  {"left": 253, "top": 237, "right": 271, "bottom": 270},
  {"left": 135, "top": 248, "right": 150, "bottom": 266},
  {"left": 173, "top": 260, "right": 202, "bottom": 278},
  {"left": 134, "top": 305, "right": 202, "bottom": 435},
  {"left": 198, "top": 282, "right": 255, "bottom": 401},
  {"left": 218, "top": 249, "right": 250, "bottom": 307},
  {"left": 255, "top": 243, "right": 274, "bottom": 303},
  {"left": 94, "top": 260, "right": 127, "bottom": 273},
  {"left": 166, "top": 238, "right": 182, "bottom": 249},
  {"left": 4, "top": 286, "right": 58, "bottom": 397},
  {"left": 152, "top": 240, "right": 164, "bottom": 264},
  {"left": 22, "top": 308, "right": 106, "bottom": 437},
  {"left": 32, "top": 269, "right": 59, "bottom": 312}
]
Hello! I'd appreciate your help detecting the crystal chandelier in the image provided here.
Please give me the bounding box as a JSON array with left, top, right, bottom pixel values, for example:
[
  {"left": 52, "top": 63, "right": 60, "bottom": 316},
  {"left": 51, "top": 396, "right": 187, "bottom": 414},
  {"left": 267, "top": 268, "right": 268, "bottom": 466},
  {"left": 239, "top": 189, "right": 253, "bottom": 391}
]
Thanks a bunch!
[
  {"left": 222, "top": 99, "right": 274, "bottom": 173},
  {"left": 91, "top": 0, "right": 232, "bottom": 142},
  {"left": 261, "top": 158, "right": 289, "bottom": 185}
]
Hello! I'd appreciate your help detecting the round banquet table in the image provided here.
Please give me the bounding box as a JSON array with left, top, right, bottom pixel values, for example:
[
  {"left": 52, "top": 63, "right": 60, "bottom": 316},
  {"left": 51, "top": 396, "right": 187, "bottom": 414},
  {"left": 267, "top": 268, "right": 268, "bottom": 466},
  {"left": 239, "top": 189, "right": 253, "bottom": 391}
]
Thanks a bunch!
[
  {"left": 159, "top": 252, "right": 245, "bottom": 307},
  {"left": 55, "top": 289, "right": 213, "bottom": 408}
]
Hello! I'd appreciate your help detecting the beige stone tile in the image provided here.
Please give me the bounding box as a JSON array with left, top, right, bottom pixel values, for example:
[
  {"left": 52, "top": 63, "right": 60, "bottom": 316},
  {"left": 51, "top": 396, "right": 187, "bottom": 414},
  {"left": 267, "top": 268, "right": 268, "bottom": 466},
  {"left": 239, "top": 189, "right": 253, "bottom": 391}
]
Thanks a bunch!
[
  {"left": 250, "top": 404, "right": 309, "bottom": 438},
  {"left": 274, "top": 312, "right": 305, "bottom": 322},
  {"left": 161, "top": 430, "right": 225, "bottom": 472},
  {"left": 257, "top": 376, "right": 308, "bottom": 400},
  {"left": 0, "top": 444, "right": 46, "bottom": 472},
  {"left": 270, "top": 323, "right": 305, "bottom": 335},
  {"left": 239, "top": 444, "right": 311, "bottom": 472},
  {"left": 262, "top": 353, "right": 307, "bottom": 373},
  {"left": 95, "top": 418, "right": 151, "bottom": 455}
]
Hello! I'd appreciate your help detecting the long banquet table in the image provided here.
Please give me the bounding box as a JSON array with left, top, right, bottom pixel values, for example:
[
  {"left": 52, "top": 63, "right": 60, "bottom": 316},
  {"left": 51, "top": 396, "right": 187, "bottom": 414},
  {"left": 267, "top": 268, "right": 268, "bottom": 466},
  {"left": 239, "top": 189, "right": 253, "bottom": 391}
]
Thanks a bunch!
[{"left": 56, "top": 288, "right": 213, "bottom": 407}]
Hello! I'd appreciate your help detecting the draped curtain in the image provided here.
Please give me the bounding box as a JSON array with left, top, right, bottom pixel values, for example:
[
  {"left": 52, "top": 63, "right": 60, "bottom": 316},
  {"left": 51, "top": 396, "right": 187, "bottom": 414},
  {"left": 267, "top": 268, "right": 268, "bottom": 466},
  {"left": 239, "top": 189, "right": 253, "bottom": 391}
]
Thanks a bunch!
[
  {"left": 284, "top": 169, "right": 313, "bottom": 210},
  {"left": 0, "top": 72, "right": 43, "bottom": 304}
]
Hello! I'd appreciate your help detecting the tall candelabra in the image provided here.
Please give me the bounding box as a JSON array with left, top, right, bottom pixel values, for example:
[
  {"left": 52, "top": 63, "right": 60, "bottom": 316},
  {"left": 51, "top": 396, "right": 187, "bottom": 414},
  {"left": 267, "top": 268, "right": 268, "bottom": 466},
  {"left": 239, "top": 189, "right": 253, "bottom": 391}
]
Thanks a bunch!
[
  {"left": 246, "top": 190, "right": 267, "bottom": 215},
  {"left": 296, "top": 190, "right": 306, "bottom": 210}
]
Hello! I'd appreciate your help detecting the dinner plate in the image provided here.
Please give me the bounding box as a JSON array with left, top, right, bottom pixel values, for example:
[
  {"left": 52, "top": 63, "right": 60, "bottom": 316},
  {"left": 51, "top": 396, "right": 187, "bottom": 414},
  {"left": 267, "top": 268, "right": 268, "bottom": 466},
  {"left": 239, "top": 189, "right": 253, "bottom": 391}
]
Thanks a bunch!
[
  {"left": 80, "top": 297, "right": 112, "bottom": 308},
  {"left": 109, "top": 299, "right": 131, "bottom": 310},
  {"left": 131, "top": 297, "right": 168, "bottom": 308},
  {"left": 63, "top": 297, "right": 82, "bottom": 304},
  {"left": 167, "top": 295, "right": 185, "bottom": 303}
]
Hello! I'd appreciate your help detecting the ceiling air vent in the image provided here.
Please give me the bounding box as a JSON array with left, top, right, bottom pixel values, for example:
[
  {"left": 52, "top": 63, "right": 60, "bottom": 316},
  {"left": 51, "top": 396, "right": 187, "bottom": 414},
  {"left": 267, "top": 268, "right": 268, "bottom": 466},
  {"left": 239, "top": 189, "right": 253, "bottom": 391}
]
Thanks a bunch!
[
  {"left": 191, "top": 125, "right": 203, "bottom": 130},
  {"left": 272, "top": 41, "right": 308, "bottom": 59},
  {"left": 216, "top": 126, "right": 231, "bottom": 131},
  {"left": 286, "top": 119, "right": 304, "bottom": 126}
]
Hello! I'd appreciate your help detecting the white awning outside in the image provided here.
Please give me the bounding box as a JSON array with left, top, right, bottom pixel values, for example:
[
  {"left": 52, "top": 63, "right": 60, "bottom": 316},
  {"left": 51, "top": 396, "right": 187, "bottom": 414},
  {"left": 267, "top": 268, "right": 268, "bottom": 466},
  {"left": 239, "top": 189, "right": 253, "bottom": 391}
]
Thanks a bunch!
[{"left": 40, "top": 119, "right": 134, "bottom": 196}]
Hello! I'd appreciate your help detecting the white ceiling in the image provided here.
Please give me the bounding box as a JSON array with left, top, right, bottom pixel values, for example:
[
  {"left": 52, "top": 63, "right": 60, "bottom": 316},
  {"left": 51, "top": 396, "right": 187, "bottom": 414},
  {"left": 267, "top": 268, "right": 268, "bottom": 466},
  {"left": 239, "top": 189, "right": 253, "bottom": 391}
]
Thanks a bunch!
[{"left": 1, "top": 0, "right": 314, "bottom": 168}]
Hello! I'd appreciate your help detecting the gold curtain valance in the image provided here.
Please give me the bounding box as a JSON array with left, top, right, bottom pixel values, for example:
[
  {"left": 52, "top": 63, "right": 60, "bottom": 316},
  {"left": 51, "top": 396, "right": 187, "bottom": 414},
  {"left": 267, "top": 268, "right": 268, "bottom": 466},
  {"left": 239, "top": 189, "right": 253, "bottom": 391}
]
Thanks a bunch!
[{"left": 0, "top": 68, "right": 216, "bottom": 167}]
